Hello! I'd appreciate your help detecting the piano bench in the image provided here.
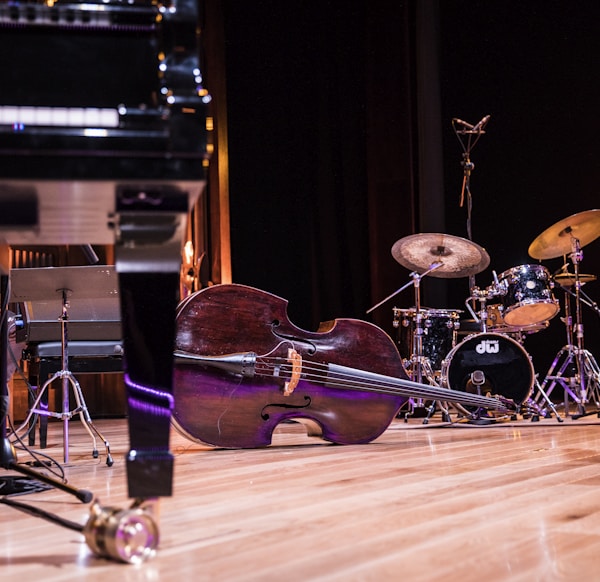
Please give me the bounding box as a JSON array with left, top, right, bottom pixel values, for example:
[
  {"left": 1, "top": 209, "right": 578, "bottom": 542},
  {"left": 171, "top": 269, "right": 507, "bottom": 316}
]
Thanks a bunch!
[{"left": 28, "top": 340, "right": 124, "bottom": 449}]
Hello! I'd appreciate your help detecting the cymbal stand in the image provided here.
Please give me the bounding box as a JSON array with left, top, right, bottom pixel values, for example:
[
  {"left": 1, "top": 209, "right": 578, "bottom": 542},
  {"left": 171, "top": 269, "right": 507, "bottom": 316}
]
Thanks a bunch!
[
  {"left": 403, "top": 266, "right": 451, "bottom": 423},
  {"left": 535, "top": 238, "right": 600, "bottom": 417},
  {"left": 17, "top": 289, "right": 112, "bottom": 465},
  {"left": 367, "top": 263, "right": 449, "bottom": 421}
]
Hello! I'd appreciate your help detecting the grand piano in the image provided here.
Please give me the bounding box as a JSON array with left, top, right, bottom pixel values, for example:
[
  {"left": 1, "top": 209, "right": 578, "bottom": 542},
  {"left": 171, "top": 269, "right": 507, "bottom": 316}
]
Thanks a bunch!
[{"left": 0, "top": 0, "right": 211, "bottom": 509}]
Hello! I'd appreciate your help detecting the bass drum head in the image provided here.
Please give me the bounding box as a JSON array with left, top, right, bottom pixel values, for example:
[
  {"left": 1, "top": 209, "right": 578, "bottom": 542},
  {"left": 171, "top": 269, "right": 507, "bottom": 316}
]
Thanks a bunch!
[{"left": 442, "top": 333, "right": 533, "bottom": 405}]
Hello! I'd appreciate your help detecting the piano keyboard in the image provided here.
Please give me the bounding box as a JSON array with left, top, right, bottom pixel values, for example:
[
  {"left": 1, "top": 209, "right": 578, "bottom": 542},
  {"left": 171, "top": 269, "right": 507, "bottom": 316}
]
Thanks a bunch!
[{"left": 0, "top": 106, "right": 119, "bottom": 128}]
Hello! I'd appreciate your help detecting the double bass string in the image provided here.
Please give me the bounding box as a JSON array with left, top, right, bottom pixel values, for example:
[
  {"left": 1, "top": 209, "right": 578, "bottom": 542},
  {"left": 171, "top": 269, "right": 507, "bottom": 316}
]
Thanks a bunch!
[{"left": 254, "top": 356, "right": 511, "bottom": 414}]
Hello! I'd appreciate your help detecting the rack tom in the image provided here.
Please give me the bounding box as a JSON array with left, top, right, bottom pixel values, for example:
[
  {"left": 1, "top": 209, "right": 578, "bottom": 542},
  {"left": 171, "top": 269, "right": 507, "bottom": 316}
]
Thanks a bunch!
[{"left": 498, "top": 264, "right": 558, "bottom": 327}]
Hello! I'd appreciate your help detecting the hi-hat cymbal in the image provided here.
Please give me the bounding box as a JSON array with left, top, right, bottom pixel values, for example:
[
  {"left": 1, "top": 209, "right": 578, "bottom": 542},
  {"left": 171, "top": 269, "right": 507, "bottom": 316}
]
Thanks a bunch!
[
  {"left": 391, "top": 233, "right": 490, "bottom": 278},
  {"left": 553, "top": 272, "right": 597, "bottom": 287},
  {"left": 528, "top": 209, "right": 600, "bottom": 260}
]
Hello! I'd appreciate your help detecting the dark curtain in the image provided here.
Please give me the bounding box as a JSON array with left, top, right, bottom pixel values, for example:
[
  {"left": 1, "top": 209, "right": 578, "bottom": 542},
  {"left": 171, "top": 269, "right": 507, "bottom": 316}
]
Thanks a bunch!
[
  {"left": 438, "top": 1, "right": 600, "bottom": 375},
  {"left": 222, "top": 0, "right": 418, "bottom": 336},
  {"left": 221, "top": 0, "right": 600, "bottom": 384}
]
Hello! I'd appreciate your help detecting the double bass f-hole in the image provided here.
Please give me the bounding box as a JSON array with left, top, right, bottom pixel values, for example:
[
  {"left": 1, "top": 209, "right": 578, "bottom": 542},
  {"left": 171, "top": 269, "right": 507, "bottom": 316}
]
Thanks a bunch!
[
  {"left": 261, "top": 395, "right": 312, "bottom": 421},
  {"left": 271, "top": 320, "right": 318, "bottom": 355}
]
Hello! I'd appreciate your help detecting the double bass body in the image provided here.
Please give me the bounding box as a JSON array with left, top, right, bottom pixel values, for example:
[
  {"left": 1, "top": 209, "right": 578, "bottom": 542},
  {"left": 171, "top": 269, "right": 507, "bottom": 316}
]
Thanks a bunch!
[{"left": 172, "top": 284, "right": 408, "bottom": 448}]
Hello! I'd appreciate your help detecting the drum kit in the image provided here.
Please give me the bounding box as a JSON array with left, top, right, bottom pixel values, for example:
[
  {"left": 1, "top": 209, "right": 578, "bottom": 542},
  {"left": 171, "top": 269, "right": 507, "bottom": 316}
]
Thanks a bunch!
[{"left": 380, "top": 209, "right": 600, "bottom": 422}]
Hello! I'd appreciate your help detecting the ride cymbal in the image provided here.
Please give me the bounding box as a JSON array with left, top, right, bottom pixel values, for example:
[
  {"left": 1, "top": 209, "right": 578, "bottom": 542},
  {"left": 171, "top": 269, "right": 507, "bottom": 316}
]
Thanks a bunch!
[
  {"left": 391, "top": 233, "right": 490, "bottom": 278},
  {"left": 529, "top": 209, "right": 600, "bottom": 260}
]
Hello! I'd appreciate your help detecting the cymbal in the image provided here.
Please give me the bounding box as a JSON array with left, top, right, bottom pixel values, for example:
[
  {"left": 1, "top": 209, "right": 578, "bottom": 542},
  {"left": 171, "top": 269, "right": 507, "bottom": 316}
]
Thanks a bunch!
[
  {"left": 553, "top": 272, "right": 597, "bottom": 287},
  {"left": 391, "top": 233, "right": 490, "bottom": 278},
  {"left": 528, "top": 209, "right": 600, "bottom": 260}
]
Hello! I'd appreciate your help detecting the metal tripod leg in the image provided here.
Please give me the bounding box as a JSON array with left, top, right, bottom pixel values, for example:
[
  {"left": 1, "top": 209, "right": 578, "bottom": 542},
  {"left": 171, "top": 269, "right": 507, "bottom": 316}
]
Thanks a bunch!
[
  {"left": 536, "top": 345, "right": 585, "bottom": 416},
  {"left": 17, "top": 370, "right": 113, "bottom": 465},
  {"left": 571, "top": 349, "right": 600, "bottom": 418},
  {"left": 529, "top": 375, "right": 563, "bottom": 422}
]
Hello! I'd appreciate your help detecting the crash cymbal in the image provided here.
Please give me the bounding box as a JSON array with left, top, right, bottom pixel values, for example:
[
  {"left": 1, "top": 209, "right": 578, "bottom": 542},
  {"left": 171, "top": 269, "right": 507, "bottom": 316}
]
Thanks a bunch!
[
  {"left": 528, "top": 209, "right": 600, "bottom": 260},
  {"left": 391, "top": 233, "right": 490, "bottom": 278},
  {"left": 553, "top": 272, "right": 597, "bottom": 287}
]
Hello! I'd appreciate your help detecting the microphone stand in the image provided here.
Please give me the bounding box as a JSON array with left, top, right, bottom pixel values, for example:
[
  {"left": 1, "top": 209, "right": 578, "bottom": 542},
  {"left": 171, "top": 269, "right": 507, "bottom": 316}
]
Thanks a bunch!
[{"left": 452, "top": 115, "right": 490, "bottom": 292}]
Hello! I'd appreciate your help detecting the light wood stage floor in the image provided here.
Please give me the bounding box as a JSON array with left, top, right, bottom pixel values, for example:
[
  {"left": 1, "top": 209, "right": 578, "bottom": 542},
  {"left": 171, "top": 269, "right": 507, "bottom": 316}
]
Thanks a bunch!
[{"left": 2, "top": 411, "right": 600, "bottom": 581}]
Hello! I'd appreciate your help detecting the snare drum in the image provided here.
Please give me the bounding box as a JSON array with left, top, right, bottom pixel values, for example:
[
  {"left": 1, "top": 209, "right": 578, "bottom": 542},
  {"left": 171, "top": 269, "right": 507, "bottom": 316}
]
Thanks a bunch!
[
  {"left": 441, "top": 332, "right": 534, "bottom": 405},
  {"left": 498, "top": 264, "right": 559, "bottom": 327},
  {"left": 394, "top": 307, "right": 461, "bottom": 372}
]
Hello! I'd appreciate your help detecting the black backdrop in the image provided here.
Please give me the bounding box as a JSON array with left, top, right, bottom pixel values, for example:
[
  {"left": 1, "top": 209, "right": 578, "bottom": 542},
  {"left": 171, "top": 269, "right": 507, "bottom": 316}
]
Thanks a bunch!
[
  {"left": 438, "top": 2, "right": 600, "bottom": 376},
  {"left": 219, "top": 0, "right": 600, "bottom": 382}
]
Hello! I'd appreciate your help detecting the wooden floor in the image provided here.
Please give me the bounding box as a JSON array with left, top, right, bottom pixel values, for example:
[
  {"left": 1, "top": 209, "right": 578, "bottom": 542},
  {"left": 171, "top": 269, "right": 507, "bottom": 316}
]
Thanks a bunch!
[{"left": 2, "top": 409, "right": 600, "bottom": 581}]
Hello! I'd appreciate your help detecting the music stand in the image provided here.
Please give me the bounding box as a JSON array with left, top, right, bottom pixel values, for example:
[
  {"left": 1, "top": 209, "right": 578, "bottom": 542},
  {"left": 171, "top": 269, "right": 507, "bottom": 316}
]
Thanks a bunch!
[{"left": 10, "top": 266, "right": 116, "bottom": 465}]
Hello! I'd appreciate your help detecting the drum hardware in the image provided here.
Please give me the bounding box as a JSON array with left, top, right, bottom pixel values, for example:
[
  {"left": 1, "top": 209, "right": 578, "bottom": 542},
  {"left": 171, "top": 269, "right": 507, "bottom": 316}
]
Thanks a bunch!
[
  {"left": 393, "top": 307, "right": 460, "bottom": 423},
  {"left": 464, "top": 279, "right": 505, "bottom": 333},
  {"left": 527, "top": 375, "right": 563, "bottom": 422},
  {"left": 422, "top": 399, "right": 452, "bottom": 424},
  {"left": 367, "top": 260, "right": 445, "bottom": 419},
  {"left": 384, "top": 232, "right": 491, "bottom": 421},
  {"left": 367, "top": 233, "right": 490, "bottom": 420},
  {"left": 529, "top": 211, "right": 600, "bottom": 418}
]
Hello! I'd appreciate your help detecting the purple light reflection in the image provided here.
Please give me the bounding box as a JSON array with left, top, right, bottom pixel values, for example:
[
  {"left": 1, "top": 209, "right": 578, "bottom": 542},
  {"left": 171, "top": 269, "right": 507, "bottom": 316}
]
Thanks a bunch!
[{"left": 124, "top": 373, "right": 174, "bottom": 418}]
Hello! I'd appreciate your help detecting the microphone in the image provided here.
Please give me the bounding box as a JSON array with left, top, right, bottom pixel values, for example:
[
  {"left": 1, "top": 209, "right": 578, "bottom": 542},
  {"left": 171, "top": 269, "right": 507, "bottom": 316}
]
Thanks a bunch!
[
  {"left": 472, "top": 114, "right": 491, "bottom": 132},
  {"left": 452, "top": 118, "right": 474, "bottom": 129}
]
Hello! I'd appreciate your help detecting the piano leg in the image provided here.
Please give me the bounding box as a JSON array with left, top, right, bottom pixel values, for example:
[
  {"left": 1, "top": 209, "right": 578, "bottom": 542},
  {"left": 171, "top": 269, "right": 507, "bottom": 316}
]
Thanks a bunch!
[
  {"left": 117, "top": 271, "right": 178, "bottom": 498},
  {"left": 115, "top": 191, "right": 190, "bottom": 501}
]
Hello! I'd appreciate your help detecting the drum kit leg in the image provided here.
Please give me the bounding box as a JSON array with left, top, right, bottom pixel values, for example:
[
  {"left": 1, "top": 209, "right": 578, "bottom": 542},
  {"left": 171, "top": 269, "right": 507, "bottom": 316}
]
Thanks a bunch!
[
  {"left": 375, "top": 210, "right": 600, "bottom": 424},
  {"left": 528, "top": 211, "right": 600, "bottom": 418}
]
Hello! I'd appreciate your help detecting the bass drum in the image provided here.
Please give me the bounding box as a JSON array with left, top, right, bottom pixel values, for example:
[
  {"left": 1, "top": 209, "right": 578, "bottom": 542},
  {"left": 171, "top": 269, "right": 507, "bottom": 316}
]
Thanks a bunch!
[{"left": 441, "top": 332, "right": 533, "bottom": 405}]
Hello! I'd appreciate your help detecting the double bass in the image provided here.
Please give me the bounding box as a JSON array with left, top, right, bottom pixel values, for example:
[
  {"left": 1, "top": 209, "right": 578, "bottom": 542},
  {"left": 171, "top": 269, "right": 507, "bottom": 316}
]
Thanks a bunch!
[{"left": 172, "top": 284, "right": 511, "bottom": 448}]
